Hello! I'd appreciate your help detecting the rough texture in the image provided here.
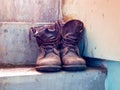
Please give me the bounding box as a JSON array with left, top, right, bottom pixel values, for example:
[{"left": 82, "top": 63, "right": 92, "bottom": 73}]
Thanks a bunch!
[
  {"left": 0, "top": 0, "right": 60, "bottom": 22},
  {"left": 0, "top": 68, "right": 106, "bottom": 90},
  {"left": 0, "top": 0, "right": 61, "bottom": 65},
  {"left": 0, "top": 23, "right": 39, "bottom": 65}
]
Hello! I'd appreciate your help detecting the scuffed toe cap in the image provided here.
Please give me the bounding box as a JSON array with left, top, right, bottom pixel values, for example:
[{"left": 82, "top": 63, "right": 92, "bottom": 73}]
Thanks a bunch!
[
  {"left": 63, "top": 55, "right": 86, "bottom": 65},
  {"left": 36, "top": 53, "right": 61, "bottom": 66}
]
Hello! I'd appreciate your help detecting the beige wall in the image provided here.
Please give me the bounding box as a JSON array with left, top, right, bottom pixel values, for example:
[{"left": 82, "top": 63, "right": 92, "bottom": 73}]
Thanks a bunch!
[{"left": 62, "top": 0, "right": 120, "bottom": 61}]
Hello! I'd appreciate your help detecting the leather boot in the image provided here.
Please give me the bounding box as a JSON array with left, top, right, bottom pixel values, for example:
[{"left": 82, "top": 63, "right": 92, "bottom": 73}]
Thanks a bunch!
[
  {"left": 31, "top": 23, "right": 62, "bottom": 72},
  {"left": 61, "top": 19, "right": 86, "bottom": 71}
]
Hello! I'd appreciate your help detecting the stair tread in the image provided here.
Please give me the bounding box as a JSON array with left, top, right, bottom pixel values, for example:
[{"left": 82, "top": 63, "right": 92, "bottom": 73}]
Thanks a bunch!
[{"left": 0, "top": 67, "right": 106, "bottom": 77}]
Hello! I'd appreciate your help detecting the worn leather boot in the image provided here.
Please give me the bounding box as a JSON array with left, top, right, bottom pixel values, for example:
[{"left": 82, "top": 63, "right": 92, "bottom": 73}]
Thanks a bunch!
[
  {"left": 31, "top": 23, "right": 62, "bottom": 72},
  {"left": 61, "top": 19, "right": 86, "bottom": 71}
]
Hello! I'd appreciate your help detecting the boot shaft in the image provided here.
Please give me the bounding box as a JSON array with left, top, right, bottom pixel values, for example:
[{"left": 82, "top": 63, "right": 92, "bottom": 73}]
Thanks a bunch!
[
  {"left": 61, "top": 19, "right": 84, "bottom": 48},
  {"left": 31, "top": 23, "right": 61, "bottom": 48}
]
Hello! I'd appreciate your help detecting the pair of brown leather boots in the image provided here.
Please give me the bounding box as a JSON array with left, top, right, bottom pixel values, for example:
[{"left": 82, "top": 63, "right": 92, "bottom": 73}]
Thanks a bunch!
[{"left": 31, "top": 19, "right": 86, "bottom": 72}]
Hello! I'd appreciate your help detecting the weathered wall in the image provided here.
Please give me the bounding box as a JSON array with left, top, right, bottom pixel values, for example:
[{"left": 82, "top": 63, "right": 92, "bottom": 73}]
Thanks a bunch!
[
  {"left": 62, "top": 0, "right": 120, "bottom": 61},
  {"left": 0, "top": 0, "right": 60, "bottom": 22},
  {"left": 0, "top": 0, "right": 120, "bottom": 63},
  {"left": 0, "top": 0, "right": 61, "bottom": 65},
  {"left": 0, "top": 23, "right": 39, "bottom": 65}
]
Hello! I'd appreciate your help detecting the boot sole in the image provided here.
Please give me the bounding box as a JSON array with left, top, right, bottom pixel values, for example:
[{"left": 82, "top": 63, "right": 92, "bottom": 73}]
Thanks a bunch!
[
  {"left": 63, "top": 65, "right": 86, "bottom": 71},
  {"left": 36, "top": 65, "right": 61, "bottom": 72}
]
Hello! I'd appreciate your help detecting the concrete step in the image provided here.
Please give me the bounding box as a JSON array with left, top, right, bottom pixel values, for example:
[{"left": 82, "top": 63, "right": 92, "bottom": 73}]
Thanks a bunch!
[{"left": 0, "top": 67, "right": 106, "bottom": 90}]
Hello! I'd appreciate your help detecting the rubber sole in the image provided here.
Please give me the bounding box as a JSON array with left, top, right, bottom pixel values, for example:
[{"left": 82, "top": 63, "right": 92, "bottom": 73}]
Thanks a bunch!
[
  {"left": 36, "top": 65, "right": 62, "bottom": 72},
  {"left": 63, "top": 65, "right": 87, "bottom": 71}
]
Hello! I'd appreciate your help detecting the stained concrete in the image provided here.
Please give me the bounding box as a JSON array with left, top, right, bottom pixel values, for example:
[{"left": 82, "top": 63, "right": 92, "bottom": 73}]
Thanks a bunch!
[
  {"left": 0, "top": 67, "right": 106, "bottom": 90},
  {"left": 0, "top": 0, "right": 60, "bottom": 22},
  {"left": 0, "top": 22, "right": 40, "bottom": 65},
  {"left": 0, "top": 0, "right": 61, "bottom": 65}
]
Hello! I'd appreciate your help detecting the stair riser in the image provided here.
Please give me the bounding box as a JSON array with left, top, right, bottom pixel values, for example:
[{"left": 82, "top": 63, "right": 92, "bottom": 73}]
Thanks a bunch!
[{"left": 0, "top": 23, "right": 39, "bottom": 65}]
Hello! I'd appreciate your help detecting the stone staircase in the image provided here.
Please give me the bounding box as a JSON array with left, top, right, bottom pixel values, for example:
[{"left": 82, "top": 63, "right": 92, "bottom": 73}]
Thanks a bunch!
[
  {"left": 0, "top": 0, "right": 107, "bottom": 90},
  {"left": 0, "top": 22, "right": 107, "bottom": 90}
]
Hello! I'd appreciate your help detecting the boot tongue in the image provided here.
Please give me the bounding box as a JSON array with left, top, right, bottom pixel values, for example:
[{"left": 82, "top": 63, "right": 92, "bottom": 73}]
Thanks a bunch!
[
  {"left": 62, "top": 33, "right": 79, "bottom": 48},
  {"left": 62, "top": 35, "right": 81, "bottom": 56}
]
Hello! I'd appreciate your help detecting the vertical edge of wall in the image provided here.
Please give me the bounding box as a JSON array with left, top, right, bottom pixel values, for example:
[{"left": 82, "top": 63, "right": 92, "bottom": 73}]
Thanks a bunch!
[{"left": 58, "top": 0, "right": 63, "bottom": 20}]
